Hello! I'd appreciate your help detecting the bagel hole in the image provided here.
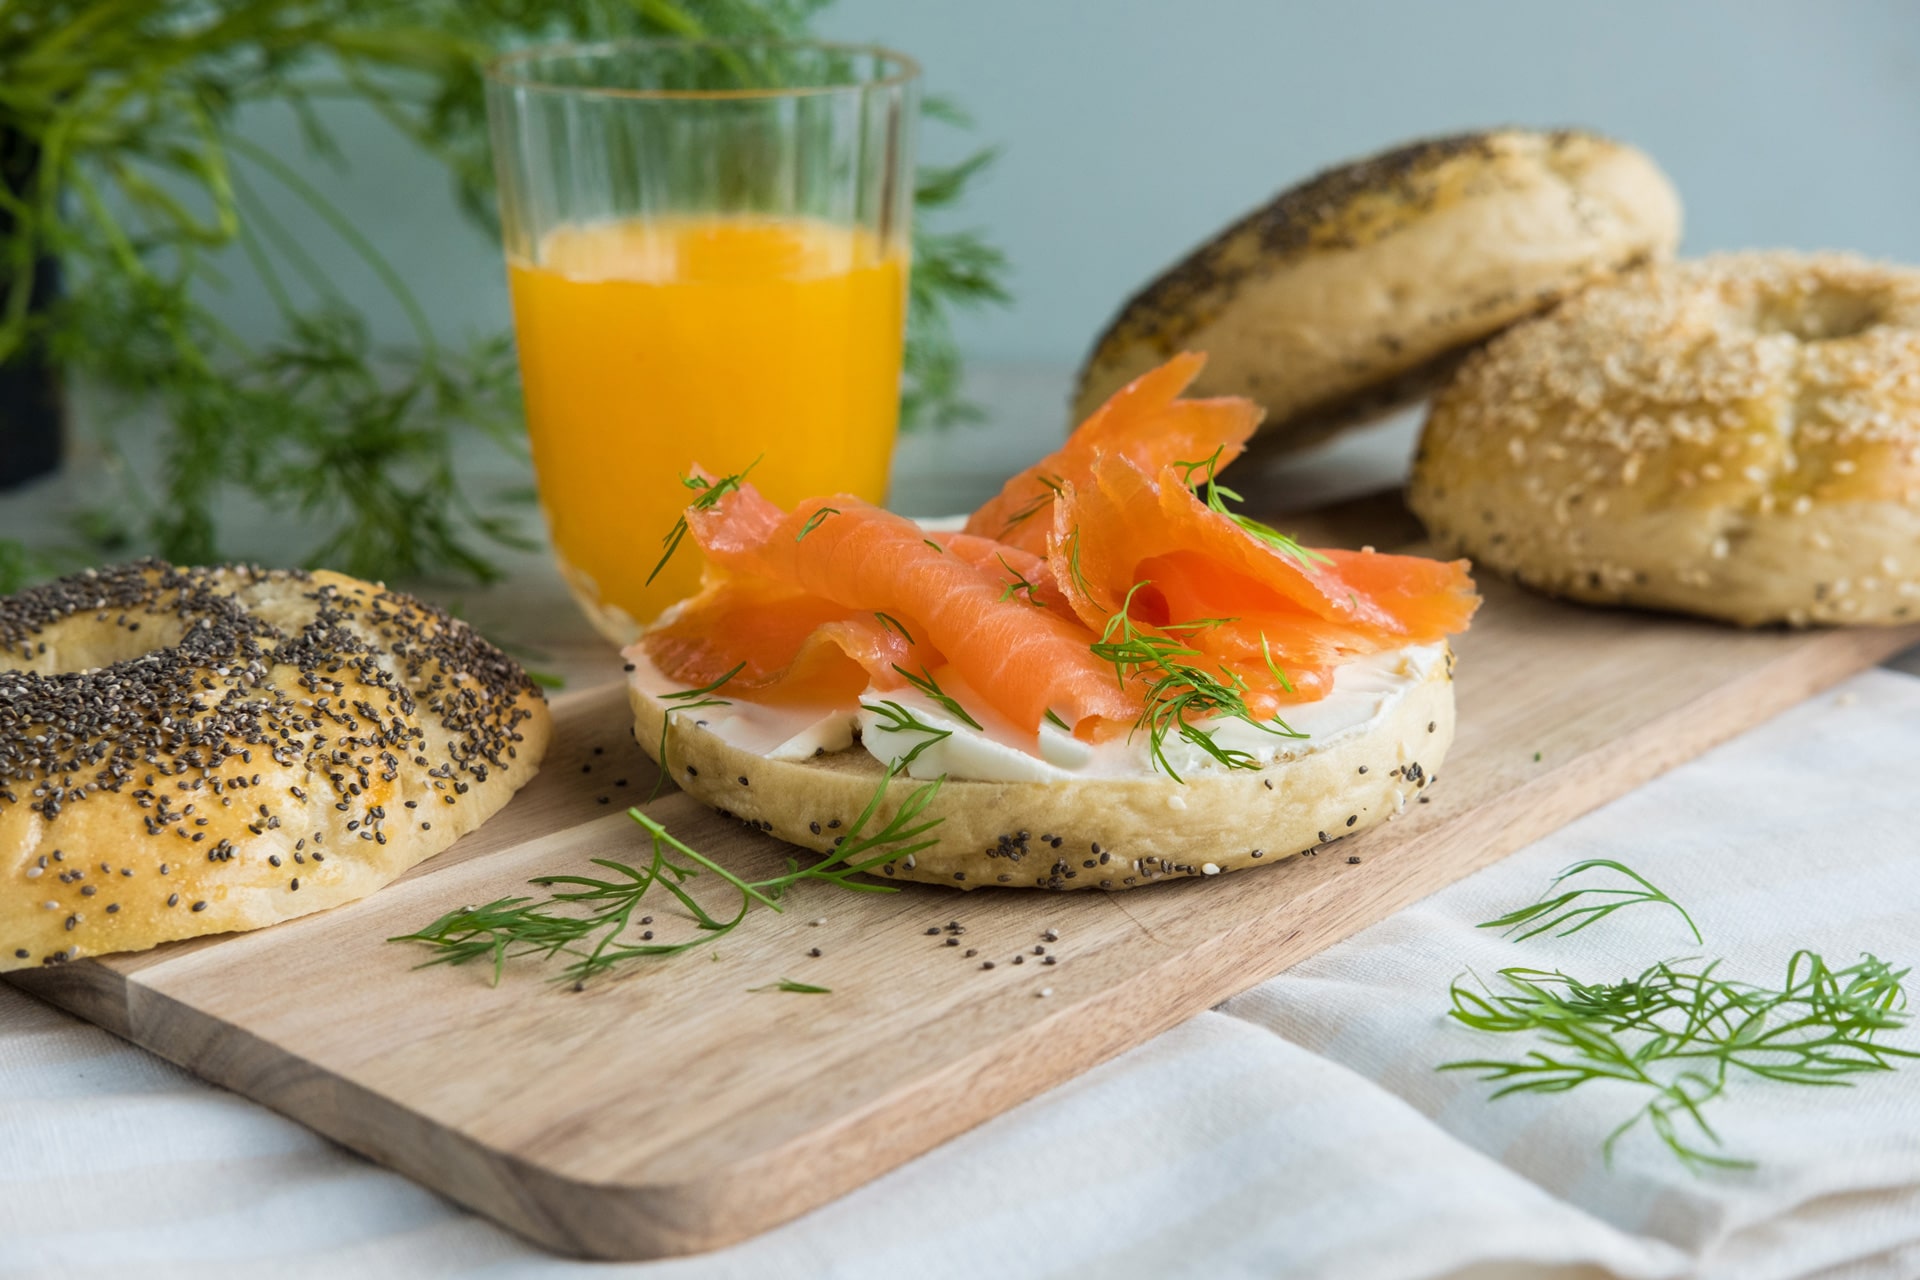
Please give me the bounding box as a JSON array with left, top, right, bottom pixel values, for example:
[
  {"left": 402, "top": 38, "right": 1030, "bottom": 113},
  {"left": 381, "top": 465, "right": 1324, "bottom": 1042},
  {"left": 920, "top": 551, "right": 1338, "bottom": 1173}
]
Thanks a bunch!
[
  {"left": 2, "top": 610, "right": 193, "bottom": 677},
  {"left": 1755, "top": 289, "right": 1882, "bottom": 342}
]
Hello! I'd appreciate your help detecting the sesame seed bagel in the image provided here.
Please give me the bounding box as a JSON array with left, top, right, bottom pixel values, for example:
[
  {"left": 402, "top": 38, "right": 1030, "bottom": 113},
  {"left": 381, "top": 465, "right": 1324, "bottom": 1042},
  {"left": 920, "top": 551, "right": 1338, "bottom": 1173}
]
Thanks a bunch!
[
  {"left": 0, "top": 560, "right": 550, "bottom": 971},
  {"left": 1073, "top": 128, "right": 1682, "bottom": 453},
  {"left": 627, "top": 650, "right": 1453, "bottom": 891},
  {"left": 1410, "top": 252, "right": 1920, "bottom": 627}
]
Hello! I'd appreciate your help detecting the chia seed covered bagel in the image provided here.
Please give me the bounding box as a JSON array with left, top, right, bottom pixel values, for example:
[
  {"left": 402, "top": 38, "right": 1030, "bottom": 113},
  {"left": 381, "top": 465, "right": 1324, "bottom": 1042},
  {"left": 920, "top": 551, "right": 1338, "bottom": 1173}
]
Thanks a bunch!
[
  {"left": 1073, "top": 129, "right": 1682, "bottom": 452},
  {"left": 1410, "top": 252, "right": 1920, "bottom": 627},
  {"left": 0, "top": 560, "right": 550, "bottom": 971},
  {"left": 627, "top": 651, "right": 1454, "bottom": 892}
]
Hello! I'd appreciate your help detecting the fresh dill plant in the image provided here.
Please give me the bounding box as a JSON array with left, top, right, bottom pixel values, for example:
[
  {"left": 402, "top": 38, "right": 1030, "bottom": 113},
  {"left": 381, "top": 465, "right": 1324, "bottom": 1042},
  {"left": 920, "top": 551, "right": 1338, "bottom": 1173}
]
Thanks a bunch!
[
  {"left": 1478, "top": 858, "right": 1703, "bottom": 944},
  {"left": 646, "top": 460, "right": 759, "bottom": 586},
  {"left": 1172, "top": 448, "right": 1328, "bottom": 570},
  {"left": 647, "top": 662, "right": 744, "bottom": 801},
  {"left": 995, "top": 553, "right": 1046, "bottom": 606},
  {"left": 0, "top": 2, "right": 1007, "bottom": 585},
  {"left": 890, "top": 663, "right": 983, "bottom": 731},
  {"left": 392, "top": 763, "right": 946, "bottom": 986},
  {"left": 750, "top": 978, "right": 831, "bottom": 993},
  {"left": 1090, "top": 581, "right": 1302, "bottom": 783},
  {"left": 1442, "top": 952, "right": 1917, "bottom": 1172}
]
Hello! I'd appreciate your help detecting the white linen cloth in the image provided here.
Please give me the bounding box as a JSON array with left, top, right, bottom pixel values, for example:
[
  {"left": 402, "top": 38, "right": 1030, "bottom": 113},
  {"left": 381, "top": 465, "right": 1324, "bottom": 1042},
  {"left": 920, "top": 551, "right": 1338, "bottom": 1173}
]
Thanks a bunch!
[{"left": 5, "top": 669, "right": 1920, "bottom": 1280}]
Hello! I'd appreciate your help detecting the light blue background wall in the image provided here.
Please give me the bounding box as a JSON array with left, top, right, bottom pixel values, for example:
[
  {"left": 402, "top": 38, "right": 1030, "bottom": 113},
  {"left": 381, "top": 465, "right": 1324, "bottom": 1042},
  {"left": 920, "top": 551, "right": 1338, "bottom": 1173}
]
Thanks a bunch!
[{"left": 219, "top": 1, "right": 1920, "bottom": 369}]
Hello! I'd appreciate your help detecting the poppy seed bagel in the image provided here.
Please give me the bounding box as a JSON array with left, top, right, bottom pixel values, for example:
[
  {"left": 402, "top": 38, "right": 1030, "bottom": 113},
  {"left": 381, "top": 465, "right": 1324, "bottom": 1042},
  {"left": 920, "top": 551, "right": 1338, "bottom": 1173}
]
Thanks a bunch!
[
  {"left": 1073, "top": 128, "right": 1682, "bottom": 453},
  {"left": 0, "top": 560, "right": 550, "bottom": 970}
]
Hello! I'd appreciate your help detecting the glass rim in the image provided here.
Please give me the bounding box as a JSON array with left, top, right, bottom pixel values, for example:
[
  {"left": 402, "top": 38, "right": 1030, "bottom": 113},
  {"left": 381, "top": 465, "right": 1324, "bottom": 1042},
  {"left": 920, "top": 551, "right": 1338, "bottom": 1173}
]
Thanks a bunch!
[{"left": 484, "top": 38, "right": 922, "bottom": 102}]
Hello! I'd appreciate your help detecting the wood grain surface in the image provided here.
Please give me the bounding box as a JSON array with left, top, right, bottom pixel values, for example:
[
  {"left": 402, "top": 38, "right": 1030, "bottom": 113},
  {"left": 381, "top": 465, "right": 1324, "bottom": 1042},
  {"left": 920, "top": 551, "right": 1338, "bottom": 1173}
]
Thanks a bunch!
[{"left": 11, "top": 503, "right": 1919, "bottom": 1260}]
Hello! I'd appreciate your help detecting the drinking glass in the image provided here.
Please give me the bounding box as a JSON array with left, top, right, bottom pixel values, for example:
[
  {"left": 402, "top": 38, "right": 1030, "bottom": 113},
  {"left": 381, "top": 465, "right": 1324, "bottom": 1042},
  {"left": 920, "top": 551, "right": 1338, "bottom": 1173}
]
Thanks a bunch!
[{"left": 486, "top": 40, "right": 919, "bottom": 642}]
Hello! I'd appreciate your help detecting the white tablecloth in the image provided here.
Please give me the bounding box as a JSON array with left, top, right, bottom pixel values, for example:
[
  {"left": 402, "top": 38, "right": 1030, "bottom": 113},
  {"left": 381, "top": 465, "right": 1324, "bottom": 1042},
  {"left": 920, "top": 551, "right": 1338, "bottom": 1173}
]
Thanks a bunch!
[{"left": 6, "top": 669, "right": 1920, "bottom": 1280}]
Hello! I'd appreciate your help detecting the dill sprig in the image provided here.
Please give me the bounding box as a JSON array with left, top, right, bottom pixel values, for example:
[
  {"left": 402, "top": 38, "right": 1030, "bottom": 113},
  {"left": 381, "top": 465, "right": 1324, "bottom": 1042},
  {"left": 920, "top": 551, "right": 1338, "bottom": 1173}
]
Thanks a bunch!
[
  {"left": 998, "top": 473, "right": 1065, "bottom": 535},
  {"left": 861, "top": 699, "right": 952, "bottom": 770},
  {"left": 392, "top": 763, "right": 946, "bottom": 987},
  {"left": 891, "top": 663, "right": 983, "bottom": 731},
  {"left": 1442, "top": 952, "right": 1918, "bottom": 1171},
  {"left": 1479, "top": 858, "right": 1703, "bottom": 944},
  {"left": 1172, "top": 448, "right": 1329, "bottom": 570},
  {"left": 1090, "top": 581, "right": 1302, "bottom": 783},
  {"left": 751, "top": 978, "right": 831, "bottom": 993},
  {"left": 873, "top": 611, "right": 915, "bottom": 644},
  {"left": 995, "top": 553, "right": 1046, "bottom": 607},
  {"left": 795, "top": 506, "right": 840, "bottom": 541},
  {"left": 646, "top": 459, "right": 760, "bottom": 586},
  {"left": 647, "top": 662, "right": 743, "bottom": 801}
]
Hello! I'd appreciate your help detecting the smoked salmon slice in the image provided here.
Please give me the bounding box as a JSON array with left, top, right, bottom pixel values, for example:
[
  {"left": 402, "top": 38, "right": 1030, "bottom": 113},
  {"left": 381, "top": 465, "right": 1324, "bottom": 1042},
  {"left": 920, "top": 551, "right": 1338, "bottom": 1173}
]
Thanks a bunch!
[
  {"left": 1052, "top": 454, "right": 1478, "bottom": 645},
  {"left": 673, "top": 485, "right": 1140, "bottom": 733},
  {"left": 645, "top": 574, "right": 925, "bottom": 708},
  {"left": 963, "top": 352, "right": 1264, "bottom": 554},
  {"left": 638, "top": 352, "right": 1475, "bottom": 758}
]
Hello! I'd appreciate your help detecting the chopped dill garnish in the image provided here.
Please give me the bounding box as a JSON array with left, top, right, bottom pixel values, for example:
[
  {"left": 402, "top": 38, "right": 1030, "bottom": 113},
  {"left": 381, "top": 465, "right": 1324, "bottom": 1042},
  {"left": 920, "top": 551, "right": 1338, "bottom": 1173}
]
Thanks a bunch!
[
  {"left": 923, "top": 538, "right": 946, "bottom": 554},
  {"left": 1062, "top": 525, "right": 1096, "bottom": 600},
  {"left": 891, "top": 664, "right": 984, "bottom": 731},
  {"left": 1172, "top": 447, "right": 1329, "bottom": 570},
  {"left": 392, "top": 764, "right": 946, "bottom": 987},
  {"left": 873, "top": 612, "right": 916, "bottom": 644},
  {"left": 1043, "top": 709, "right": 1072, "bottom": 732},
  {"left": 647, "top": 458, "right": 761, "bottom": 586},
  {"left": 1478, "top": 859, "right": 1703, "bottom": 944},
  {"left": 647, "top": 662, "right": 744, "bottom": 801},
  {"left": 1090, "top": 582, "right": 1303, "bottom": 783},
  {"left": 861, "top": 699, "right": 953, "bottom": 770},
  {"left": 1443, "top": 951, "right": 1917, "bottom": 1172},
  {"left": 999, "top": 473, "right": 1065, "bottom": 534},
  {"left": 1258, "top": 636, "right": 1295, "bottom": 694},
  {"left": 996, "top": 553, "right": 1046, "bottom": 607},
  {"left": 750, "top": 978, "right": 831, "bottom": 994},
  {"left": 795, "top": 507, "right": 841, "bottom": 541}
]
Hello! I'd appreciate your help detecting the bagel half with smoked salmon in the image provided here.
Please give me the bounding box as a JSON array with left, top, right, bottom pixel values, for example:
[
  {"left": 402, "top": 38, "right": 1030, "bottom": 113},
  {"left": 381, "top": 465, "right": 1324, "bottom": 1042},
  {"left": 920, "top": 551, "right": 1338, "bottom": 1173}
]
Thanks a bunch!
[{"left": 626, "top": 355, "right": 1477, "bottom": 890}]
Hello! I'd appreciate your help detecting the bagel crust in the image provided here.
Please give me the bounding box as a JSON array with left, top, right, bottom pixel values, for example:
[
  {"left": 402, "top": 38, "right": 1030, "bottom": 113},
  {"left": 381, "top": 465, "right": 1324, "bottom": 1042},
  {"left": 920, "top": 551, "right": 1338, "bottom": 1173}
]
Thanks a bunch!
[
  {"left": 628, "top": 649, "right": 1453, "bottom": 891},
  {"left": 0, "top": 561, "right": 550, "bottom": 971},
  {"left": 1411, "top": 252, "right": 1920, "bottom": 627},
  {"left": 1073, "top": 129, "right": 1681, "bottom": 451}
]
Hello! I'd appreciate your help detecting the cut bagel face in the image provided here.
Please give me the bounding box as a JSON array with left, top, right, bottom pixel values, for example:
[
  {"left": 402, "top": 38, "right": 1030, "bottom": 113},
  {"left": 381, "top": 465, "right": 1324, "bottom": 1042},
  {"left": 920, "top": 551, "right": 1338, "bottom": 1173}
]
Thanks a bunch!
[
  {"left": 1073, "top": 129, "right": 1683, "bottom": 455},
  {"left": 627, "top": 642, "right": 1455, "bottom": 892}
]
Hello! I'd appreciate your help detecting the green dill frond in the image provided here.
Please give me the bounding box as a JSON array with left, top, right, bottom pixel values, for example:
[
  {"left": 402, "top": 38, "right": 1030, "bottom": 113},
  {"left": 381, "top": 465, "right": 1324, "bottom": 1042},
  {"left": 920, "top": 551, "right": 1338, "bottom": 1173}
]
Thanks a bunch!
[
  {"left": 647, "top": 459, "right": 760, "bottom": 586},
  {"left": 1173, "top": 446, "right": 1328, "bottom": 570},
  {"left": 1442, "top": 950, "right": 1918, "bottom": 1172},
  {"left": 1478, "top": 859, "right": 1703, "bottom": 944},
  {"left": 1090, "top": 582, "right": 1303, "bottom": 783},
  {"left": 890, "top": 663, "right": 983, "bottom": 731},
  {"left": 393, "top": 762, "right": 946, "bottom": 986}
]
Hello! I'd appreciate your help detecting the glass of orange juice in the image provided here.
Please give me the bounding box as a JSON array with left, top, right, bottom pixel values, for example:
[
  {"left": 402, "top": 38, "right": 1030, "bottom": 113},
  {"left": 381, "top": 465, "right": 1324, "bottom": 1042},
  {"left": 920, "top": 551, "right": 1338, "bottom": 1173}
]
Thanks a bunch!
[{"left": 485, "top": 41, "right": 919, "bottom": 642}]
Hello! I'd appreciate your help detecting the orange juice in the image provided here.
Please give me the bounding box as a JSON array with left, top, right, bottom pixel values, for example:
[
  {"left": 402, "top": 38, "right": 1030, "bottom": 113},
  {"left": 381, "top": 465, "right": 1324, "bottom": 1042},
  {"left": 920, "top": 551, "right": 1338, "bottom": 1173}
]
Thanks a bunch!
[{"left": 507, "top": 216, "right": 908, "bottom": 638}]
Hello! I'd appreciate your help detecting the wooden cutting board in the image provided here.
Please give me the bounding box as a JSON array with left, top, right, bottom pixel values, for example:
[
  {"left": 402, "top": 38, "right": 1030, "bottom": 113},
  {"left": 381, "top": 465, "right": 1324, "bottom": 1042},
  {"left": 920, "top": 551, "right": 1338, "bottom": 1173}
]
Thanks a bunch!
[{"left": 10, "top": 499, "right": 1918, "bottom": 1260}]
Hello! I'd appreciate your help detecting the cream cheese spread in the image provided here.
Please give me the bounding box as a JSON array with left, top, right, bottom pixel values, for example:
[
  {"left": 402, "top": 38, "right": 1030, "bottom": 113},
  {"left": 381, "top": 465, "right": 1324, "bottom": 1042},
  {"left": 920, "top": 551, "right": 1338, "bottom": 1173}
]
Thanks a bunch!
[{"left": 628, "top": 642, "right": 1444, "bottom": 783}]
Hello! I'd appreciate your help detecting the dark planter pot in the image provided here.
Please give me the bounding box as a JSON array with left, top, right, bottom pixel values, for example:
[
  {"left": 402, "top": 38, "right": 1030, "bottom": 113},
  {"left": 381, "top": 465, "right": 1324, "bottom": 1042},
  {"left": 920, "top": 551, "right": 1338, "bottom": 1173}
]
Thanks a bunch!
[{"left": 0, "top": 129, "right": 63, "bottom": 492}]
